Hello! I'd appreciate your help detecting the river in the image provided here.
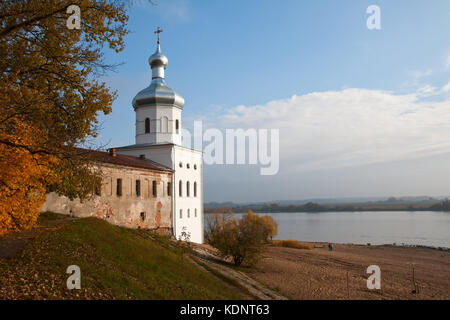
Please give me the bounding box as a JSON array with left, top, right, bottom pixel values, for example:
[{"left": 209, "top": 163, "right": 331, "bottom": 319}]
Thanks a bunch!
[{"left": 231, "top": 211, "right": 450, "bottom": 248}]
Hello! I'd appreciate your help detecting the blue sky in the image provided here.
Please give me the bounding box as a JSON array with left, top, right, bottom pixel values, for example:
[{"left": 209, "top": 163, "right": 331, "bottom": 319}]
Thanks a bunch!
[{"left": 96, "top": 0, "right": 450, "bottom": 202}]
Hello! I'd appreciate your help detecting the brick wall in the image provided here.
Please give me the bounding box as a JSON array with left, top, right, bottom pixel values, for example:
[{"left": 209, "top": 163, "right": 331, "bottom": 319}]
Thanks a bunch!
[{"left": 42, "top": 163, "right": 173, "bottom": 235}]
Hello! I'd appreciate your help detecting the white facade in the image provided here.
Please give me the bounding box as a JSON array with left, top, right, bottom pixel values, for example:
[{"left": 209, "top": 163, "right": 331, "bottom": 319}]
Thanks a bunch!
[
  {"left": 116, "top": 41, "right": 204, "bottom": 243},
  {"left": 135, "top": 106, "right": 182, "bottom": 145},
  {"left": 172, "top": 146, "right": 203, "bottom": 244}
]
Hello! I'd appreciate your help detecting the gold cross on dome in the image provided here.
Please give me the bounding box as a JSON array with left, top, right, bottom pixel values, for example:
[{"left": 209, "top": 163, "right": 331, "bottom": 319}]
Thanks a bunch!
[{"left": 154, "top": 27, "right": 163, "bottom": 44}]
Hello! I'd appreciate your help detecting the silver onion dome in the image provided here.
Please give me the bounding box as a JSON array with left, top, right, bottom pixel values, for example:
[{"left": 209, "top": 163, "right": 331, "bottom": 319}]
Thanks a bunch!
[
  {"left": 132, "top": 43, "right": 184, "bottom": 109},
  {"left": 132, "top": 78, "right": 185, "bottom": 109},
  {"left": 149, "top": 45, "right": 168, "bottom": 70}
]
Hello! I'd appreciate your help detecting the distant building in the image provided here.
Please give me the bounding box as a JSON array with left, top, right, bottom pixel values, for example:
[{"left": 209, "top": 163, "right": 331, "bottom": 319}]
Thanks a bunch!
[{"left": 42, "top": 33, "right": 204, "bottom": 243}]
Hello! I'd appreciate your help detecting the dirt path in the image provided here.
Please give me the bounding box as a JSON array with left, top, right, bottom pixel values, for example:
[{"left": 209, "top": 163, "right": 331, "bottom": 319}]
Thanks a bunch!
[{"left": 190, "top": 244, "right": 288, "bottom": 300}]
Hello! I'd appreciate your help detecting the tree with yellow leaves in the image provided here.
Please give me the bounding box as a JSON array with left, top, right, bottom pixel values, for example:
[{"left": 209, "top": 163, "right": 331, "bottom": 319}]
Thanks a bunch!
[
  {"left": 205, "top": 210, "right": 278, "bottom": 266},
  {"left": 0, "top": 0, "right": 142, "bottom": 235},
  {"left": 0, "top": 107, "right": 58, "bottom": 235}
]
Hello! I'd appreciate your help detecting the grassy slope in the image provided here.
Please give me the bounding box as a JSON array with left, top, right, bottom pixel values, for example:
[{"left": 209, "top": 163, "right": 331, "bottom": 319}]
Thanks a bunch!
[{"left": 0, "top": 213, "right": 242, "bottom": 300}]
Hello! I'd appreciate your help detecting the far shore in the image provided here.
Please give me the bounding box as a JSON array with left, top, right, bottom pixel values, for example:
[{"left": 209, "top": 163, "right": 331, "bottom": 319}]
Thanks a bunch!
[
  {"left": 304, "top": 241, "right": 450, "bottom": 252},
  {"left": 204, "top": 199, "right": 450, "bottom": 214},
  {"left": 205, "top": 207, "right": 450, "bottom": 214}
]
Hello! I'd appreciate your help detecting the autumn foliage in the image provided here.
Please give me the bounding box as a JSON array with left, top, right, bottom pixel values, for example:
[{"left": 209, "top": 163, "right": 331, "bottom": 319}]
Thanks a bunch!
[
  {"left": 0, "top": 0, "right": 130, "bottom": 235},
  {"left": 0, "top": 115, "right": 58, "bottom": 235},
  {"left": 272, "top": 240, "right": 312, "bottom": 250},
  {"left": 205, "top": 209, "right": 278, "bottom": 266}
]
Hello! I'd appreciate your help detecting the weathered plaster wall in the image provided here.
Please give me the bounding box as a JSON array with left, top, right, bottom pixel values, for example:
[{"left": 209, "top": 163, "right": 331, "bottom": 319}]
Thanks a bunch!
[
  {"left": 42, "top": 163, "right": 173, "bottom": 235},
  {"left": 116, "top": 144, "right": 204, "bottom": 244}
]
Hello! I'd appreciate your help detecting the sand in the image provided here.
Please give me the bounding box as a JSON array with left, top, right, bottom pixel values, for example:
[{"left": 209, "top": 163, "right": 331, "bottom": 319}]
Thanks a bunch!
[{"left": 243, "top": 243, "right": 450, "bottom": 300}]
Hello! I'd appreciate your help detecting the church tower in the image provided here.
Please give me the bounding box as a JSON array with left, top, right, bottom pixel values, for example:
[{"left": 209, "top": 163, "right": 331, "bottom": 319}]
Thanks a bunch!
[
  {"left": 116, "top": 28, "right": 204, "bottom": 244},
  {"left": 132, "top": 28, "right": 184, "bottom": 146}
]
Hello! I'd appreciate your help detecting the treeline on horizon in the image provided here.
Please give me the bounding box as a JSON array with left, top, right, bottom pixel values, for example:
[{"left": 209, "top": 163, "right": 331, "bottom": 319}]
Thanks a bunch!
[{"left": 204, "top": 199, "right": 450, "bottom": 214}]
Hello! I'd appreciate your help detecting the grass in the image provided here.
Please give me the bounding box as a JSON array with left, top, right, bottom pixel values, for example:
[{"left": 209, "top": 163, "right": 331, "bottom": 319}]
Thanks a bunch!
[
  {"left": 272, "top": 240, "right": 312, "bottom": 250},
  {"left": 37, "top": 211, "right": 68, "bottom": 222},
  {"left": 0, "top": 214, "right": 243, "bottom": 300}
]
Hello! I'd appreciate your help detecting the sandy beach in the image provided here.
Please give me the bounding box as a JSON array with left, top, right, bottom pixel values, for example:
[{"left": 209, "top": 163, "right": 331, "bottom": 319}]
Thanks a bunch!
[{"left": 243, "top": 243, "right": 450, "bottom": 300}]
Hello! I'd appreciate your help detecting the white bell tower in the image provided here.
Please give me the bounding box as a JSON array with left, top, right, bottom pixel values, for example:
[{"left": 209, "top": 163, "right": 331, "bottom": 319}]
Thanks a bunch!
[
  {"left": 132, "top": 27, "right": 184, "bottom": 146},
  {"left": 116, "top": 28, "right": 204, "bottom": 244}
]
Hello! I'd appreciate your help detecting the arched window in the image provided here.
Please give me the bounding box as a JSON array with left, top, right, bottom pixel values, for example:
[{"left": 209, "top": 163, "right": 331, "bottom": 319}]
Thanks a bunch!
[
  {"left": 194, "top": 182, "right": 197, "bottom": 197},
  {"left": 186, "top": 181, "right": 190, "bottom": 197},
  {"left": 145, "top": 118, "right": 150, "bottom": 133},
  {"left": 175, "top": 119, "right": 179, "bottom": 133},
  {"left": 161, "top": 116, "right": 168, "bottom": 133},
  {"left": 179, "top": 180, "right": 182, "bottom": 197}
]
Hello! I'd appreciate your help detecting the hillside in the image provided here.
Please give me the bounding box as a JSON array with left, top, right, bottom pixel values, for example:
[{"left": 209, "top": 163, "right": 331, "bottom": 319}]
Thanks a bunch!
[{"left": 0, "top": 213, "right": 242, "bottom": 299}]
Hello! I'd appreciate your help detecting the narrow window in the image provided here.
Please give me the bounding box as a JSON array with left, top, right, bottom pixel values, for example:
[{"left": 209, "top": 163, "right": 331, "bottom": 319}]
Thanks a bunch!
[
  {"left": 167, "top": 182, "right": 172, "bottom": 196},
  {"left": 116, "top": 178, "right": 122, "bottom": 196},
  {"left": 179, "top": 209, "right": 182, "bottom": 219},
  {"left": 175, "top": 119, "right": 179, "bottom": 133},
  {"left": 152, "top": 180, "right": 157, "bottom": 197},
  {"left": 195, "top": 209, "right": 197, "bottom": 217},
  {"left": 187, "top": 163, "right": 190, "bottom": 169},
  {"left": 140, "top": 212, "right": 146, "bottom": 221},
  {"left": 186, "top": 181, "right": 190, "bottom": 197},
  {"left": 179, "top": 180, "right": 182, "bottom": 197},
  {"left": 136, "top": 180, "right": 141, "bottom": 196},
  {"left": 145, "top": 118, "right": 150, "bottom": 133},
  {"left": 94, "top": 180, "right": 101, "bottom": 196},
  {"left": 187, "top": 209, "right": 190, "bottom": 218},
  {"left": 194, "top": 182, "right": 197, "bottom": 197}
]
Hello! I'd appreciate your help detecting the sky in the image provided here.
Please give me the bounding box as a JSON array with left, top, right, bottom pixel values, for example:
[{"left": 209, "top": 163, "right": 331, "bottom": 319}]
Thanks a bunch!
[{"left": 96, "top": 0, "right": 450, "bottom": 203}]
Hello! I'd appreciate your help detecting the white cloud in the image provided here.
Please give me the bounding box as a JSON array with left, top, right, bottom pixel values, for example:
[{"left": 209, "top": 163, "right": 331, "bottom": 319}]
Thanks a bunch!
[
  {"left": 214, "top": 88, "right": 450, "bottom": 172},
  {"left": 410, "top": 69, "right": 432, "bottom": 81},
  {"left": 401, "top": 69, "right": 433, "bottom": 90},
  {"left": 417, "top": 84, "right": 437, "bottom": 96},
  {"left": 443, "top": 82, "right": 450, "bottom": 92}
]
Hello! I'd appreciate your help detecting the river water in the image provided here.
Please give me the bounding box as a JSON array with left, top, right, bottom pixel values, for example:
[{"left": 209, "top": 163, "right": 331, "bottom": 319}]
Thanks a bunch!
[{"left": 231, "top": 211, "right": 450, "bottom": 248}]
